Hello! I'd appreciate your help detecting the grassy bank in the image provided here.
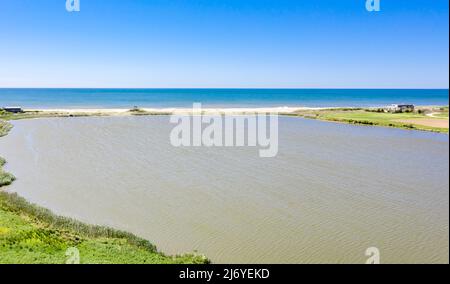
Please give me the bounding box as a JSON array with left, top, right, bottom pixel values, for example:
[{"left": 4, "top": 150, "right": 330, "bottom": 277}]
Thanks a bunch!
[
  {"left": 2, "top": 107, "right": 449, "bottom": 134},
  {"left": 0, "top": 192, "right": 208, "bottom": 264},
  {"left": 0, "top": 121, "right": 15, "bottom": 187},
  {"left": 0, "top": 110, "right": 104, "bottom": 121},
  {"left": 0, "top": 109, "right": 170, "bottom": 121},
  {"left": 0, "top": 120, "right": 208, "bottom": 264},
  {"left": 0, "top": 157, "right": 15, "bottom": 188},
  {"left": 284, "top": 106, "right": 449, "bottom": 133}
]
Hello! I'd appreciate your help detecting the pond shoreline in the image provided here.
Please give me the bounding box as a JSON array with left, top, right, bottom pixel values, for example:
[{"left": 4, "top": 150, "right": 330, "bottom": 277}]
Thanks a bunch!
[
  {"left": 2, "top": 105, "right": 448, "bottom": 133},
  {"left": 0, "top": 119, "right": 209, "bottom": 264}
]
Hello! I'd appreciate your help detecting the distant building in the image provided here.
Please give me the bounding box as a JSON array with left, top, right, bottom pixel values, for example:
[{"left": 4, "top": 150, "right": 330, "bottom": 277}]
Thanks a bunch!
[
  {"left": 2, "top": 107, "right": 23, "bottom": 113},
  {"left": 386, "top": 104, "right": 415, "bottom": 113}
]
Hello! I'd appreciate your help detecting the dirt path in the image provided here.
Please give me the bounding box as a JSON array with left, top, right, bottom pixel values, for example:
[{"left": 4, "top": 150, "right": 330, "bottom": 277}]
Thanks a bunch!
[
  {"left": 426, "top": 112, "right": 440, "bottom": 118},
  {"left": 394, "top": 118, "right": 449, "bottom": 129}
]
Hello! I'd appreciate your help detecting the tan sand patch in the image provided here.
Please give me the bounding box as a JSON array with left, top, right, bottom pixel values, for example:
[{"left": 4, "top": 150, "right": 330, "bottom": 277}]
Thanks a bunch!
[{"left": 394, "top": 118, "right": 449, "bottom": 129}]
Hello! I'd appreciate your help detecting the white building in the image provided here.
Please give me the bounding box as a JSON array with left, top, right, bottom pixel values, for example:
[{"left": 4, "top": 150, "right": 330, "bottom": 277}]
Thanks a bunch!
[{"left": 386, "top": 104, "right": 415, "bottom": 113}]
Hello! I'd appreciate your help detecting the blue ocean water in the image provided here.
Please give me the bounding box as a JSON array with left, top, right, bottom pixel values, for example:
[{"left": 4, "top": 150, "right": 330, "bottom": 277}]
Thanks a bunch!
[{"left": 0, "top": 88, "right": 448, "bottom": 108}]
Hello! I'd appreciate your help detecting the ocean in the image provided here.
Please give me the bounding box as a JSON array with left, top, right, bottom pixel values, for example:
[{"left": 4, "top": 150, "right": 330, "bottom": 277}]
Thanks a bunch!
[{"left": 0, "top": 88, "right": 448, "bottom": 108}]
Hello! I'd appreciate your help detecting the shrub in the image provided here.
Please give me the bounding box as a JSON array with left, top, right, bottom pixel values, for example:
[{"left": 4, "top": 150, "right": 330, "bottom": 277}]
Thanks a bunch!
[
  {"left": 0, "top": 157, "right": 5, "bottom": 167},
  {"left": 0, "top": 120, "right": 12, "bottom": 137},
  {"left": 0, "top": 191, "right": 158, "bottom": 252},
  {"left": 0, "top": 171, "right": 15, "bottom": 187}
]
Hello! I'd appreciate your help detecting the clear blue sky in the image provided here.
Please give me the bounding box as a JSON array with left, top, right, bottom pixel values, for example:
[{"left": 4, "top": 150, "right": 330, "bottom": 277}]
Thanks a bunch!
[{"left": 0, "top": 0, "right": 448, "bottom": 88}]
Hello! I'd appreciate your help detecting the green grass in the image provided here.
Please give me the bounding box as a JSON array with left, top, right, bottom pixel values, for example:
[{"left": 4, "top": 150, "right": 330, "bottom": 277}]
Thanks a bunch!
[
  {"left": 0, "top": 171, "right": 15, "bottom": 188},
  {"left": 0, "top": 119, "right": 209, "bottom": 264},
  {"left": 0, "top": 110, "right": 98, "bottom": 121},
  {"left": 0, "top": 178, "right": 209, "bottom": 264},
  {"left": 0, "top": 121, "right": 16, "bottom": 187},
  {"left": 0, "top": 119, "right": 12, "bottom": 136},
  {"left": 288, "top": 107, "right": 449, "bottom": 133},
  {"left": 431, "top": 107, "right": 449, "bottom": 118},
  {"left": 433, "top": 113, "right": 449, "bottom": 118},
  {"left": 0, "top": 192, "right": 209, "bottom": 264},
  {"left": 0, "top": 109, "right": 171, "bottom": 121}
]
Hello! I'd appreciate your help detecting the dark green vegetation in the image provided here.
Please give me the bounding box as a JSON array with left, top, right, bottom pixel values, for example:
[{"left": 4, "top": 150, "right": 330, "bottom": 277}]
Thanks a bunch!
[
  {"left": 0, "top": 158, "right": 15, "bottom": 187},
  {"left": 0, "top": 119, "right": 209, "bottom": 264},
  {"left": 128, "top": 108, "right": 172, "bottom": 116}
]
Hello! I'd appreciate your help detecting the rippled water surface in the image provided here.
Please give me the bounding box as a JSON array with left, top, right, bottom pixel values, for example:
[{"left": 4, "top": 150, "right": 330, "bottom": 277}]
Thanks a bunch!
[{"left": 0, "top": 116, "right": 448, "bottom": 263}]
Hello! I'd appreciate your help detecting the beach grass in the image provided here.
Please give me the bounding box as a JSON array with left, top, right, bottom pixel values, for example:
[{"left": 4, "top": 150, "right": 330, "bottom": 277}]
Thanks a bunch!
[
  {"left": 431, "top": 106, "right": 449, "bottom": 118},
  {"left": 2, "top": 107, "right": 449, "bottom": 133},
  {"left": 0, "top": 119, "right": 12, "bottom": 136},
  {"left": 286, "top": 107, "right": 449, "bottom": 133},
  {"left": 0, "top": 110, "right": 98, "bottom": 121},
  {"left": 0, "top": 121, "right": 16, "bottom": 187},
  {"left": 0, "top": 169, "right": 15, "bottom": 187},
  {"left": 0, "top": 109, "right": 170, "bottom": 121},
  {"left": 0, "top": 119, "right": 209, "bottom": 264},
  {"left": 0, "top": 191, "right": 209, "bottom": 264}
]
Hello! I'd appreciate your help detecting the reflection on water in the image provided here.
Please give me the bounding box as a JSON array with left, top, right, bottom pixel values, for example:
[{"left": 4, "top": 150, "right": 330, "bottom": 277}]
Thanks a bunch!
[{"left": 0, "top": 116, "right": 448, "bottom": 263}]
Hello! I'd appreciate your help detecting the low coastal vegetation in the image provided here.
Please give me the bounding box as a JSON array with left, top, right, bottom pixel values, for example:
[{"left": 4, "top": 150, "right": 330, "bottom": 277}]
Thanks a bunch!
[
  {"left": 285, "top": 106, "right": 449, "bottom": 133},
  {"left": 2, "top": 106, "right": 449, "bottom": 133},
  {"left": 0, "top": 121, "right": 15, "bottom": 187},
  {"left": 0, "top": 119, "right": 12, "bottom": 135},
  {"left": 0, "top": 157, "right": 15, "bottom": 187},
  {"left": 0, "top": 109, "right": 101, "bottom": 121},
  {"left": 0, "top": 119, "right": 209, "bottom": 264},
  {"left": 128, "top": 107, "right": 172, "bottom": 116},
  {"left": 0, "top": 109, "right": 170, "bottom": 120},
  {"left": 0, "top": 192, "right": 209, "bottom": 264}
]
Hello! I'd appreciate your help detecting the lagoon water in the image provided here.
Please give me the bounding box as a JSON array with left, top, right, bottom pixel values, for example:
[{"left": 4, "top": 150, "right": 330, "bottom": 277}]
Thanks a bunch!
[{"left": 0, "top": 116, "right": 448, "bottom": 263}]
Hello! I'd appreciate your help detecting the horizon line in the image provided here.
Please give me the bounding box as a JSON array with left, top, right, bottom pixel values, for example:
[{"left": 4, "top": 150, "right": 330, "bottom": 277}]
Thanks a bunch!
[{"left": 0, "top": 87, "right": 449, "bottom": 90}]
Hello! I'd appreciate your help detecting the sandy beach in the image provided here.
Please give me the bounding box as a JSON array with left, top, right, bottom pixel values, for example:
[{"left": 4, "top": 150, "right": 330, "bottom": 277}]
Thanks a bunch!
[{"left": 24, "top": 106, "right": 313, "bottom": 116}]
